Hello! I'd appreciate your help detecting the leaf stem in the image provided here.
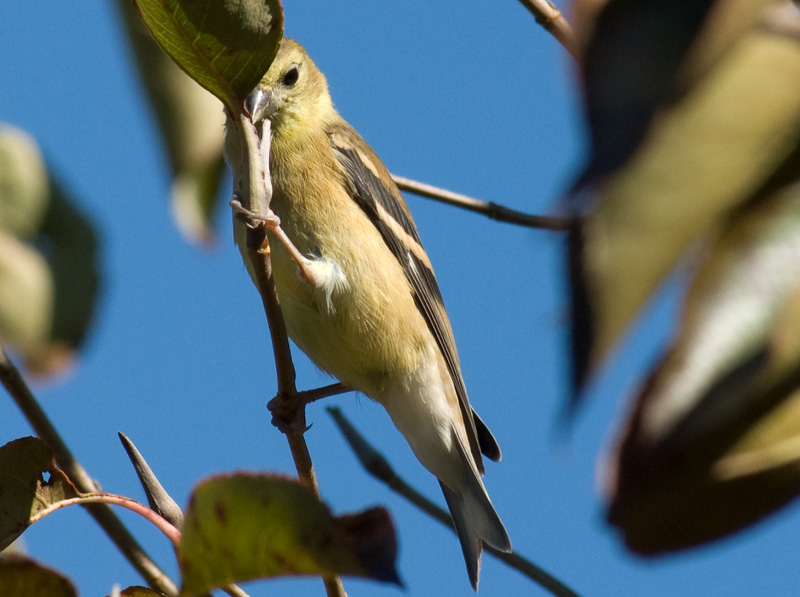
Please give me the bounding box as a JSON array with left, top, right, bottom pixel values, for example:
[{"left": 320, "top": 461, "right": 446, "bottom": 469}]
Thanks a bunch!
[{"left": 32, "top": 493, "right": 182, "bottom": 547}]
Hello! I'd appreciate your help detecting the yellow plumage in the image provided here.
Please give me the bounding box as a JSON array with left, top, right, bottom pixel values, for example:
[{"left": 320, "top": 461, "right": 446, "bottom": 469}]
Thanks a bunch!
[{"left": 227, "top": 38, "right": 510, "bottom": 590}]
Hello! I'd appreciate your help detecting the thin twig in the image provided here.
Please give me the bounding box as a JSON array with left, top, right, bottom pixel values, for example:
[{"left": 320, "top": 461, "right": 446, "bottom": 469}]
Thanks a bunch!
[
  {"left": 392, "top": 175, "right": 573, "bottom": 231},
  {"left": 232, "top": 110, "right": 347, "bottom": 597},
  {"left": 0, "top": 347, "right": 178, "bottom": 597},
  {"left": 516, "top": 0, "right": 579, "bottom": 58},
  {"left": 327, "top": 406, "right": 581, "bottom": 597}
]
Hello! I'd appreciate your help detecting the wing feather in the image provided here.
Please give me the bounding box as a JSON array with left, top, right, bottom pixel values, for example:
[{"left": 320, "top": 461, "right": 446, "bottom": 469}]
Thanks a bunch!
[{"left": 328, "top": 124, "right": 487, "bottom": 472}]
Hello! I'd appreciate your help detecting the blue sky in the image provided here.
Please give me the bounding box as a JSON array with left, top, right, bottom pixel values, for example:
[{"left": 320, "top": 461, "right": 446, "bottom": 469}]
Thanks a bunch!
[{"left": 2, "top": 2, "right": 800, "bottom": 596}]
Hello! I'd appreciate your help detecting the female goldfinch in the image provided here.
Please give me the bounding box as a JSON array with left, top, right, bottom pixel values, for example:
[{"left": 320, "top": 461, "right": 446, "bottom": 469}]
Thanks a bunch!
[{"left": 228, "top": 38, "right": 511, "bottom": 589}]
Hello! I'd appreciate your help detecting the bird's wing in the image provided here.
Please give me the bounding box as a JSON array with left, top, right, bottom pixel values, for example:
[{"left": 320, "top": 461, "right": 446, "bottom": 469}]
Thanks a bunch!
[{"left": 328, "top": 124, "right": 486, "bottom": 473}]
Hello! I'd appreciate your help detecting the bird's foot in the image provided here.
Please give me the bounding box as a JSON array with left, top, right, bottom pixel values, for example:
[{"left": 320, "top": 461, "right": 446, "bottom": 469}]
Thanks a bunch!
[{"left": 230, "top": 194, "right": 281, "bottom": 230}]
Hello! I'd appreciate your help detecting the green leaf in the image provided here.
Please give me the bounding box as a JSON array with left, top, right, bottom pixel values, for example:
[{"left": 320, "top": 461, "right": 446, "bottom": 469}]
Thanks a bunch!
[
  {"left": 0, "top": 554, "right": 76, "bottom": 597},
  {"left": 605, "top": 185, "right": 800, "bottom": 554},
  {"left": 178, "top": 473, "right": 401, "bottom": 594},
  {"left": 0, "top": 438, "right": 78, "bottom": 551},
  {"left": 130, "top": 0, "right": 284, "bottom": 110}
]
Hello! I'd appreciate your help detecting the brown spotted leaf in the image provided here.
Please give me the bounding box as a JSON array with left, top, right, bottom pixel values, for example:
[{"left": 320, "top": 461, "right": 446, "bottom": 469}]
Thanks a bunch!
[{"left": 178, "top": 473, "right": 401, "bottom": 594}]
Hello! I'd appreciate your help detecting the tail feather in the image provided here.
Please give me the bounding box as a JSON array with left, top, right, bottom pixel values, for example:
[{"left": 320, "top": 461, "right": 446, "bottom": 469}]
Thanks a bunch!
[
  {"left": 441, "top": 481, "right": 483, "bottom": 591},
  {"left": 472, "top": 408, "right": 501, "bottom": 462},
  {"left": 441, "top": 429, "right": 511, "bottom": 590}
]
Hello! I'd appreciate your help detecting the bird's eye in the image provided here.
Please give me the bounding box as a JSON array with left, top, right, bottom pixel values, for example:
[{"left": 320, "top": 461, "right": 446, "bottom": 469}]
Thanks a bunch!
[{"left": 282, "top": 66, "right": 300, "bottom": 87}]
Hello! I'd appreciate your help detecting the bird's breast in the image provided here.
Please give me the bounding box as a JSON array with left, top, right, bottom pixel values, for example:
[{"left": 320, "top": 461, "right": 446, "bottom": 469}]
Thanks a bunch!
[{"left": 266, "top": 172, "right": 431, "bottom": 400}]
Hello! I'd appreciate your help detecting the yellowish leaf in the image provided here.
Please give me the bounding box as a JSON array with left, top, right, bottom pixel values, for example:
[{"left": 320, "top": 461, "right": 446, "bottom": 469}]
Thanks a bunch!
[{"left": 178, "top": 474, "right": 401, "bottom": 594}]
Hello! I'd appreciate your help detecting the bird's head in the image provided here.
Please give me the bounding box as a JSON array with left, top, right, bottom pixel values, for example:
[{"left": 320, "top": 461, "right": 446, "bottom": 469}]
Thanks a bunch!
[{"left": 245, "top": 38, "right": 334, "bottom": 132}]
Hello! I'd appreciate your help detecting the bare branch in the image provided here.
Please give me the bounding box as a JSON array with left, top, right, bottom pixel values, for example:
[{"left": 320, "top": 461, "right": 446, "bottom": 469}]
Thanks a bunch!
[
  {"left": 392, "top": 175, "right": 572, "bottom": 231},
  {"left": 0, "top": 347, "right": 179, "bottom": 596},
  {"left": 516, "top": 0, "right": 579, "bottom": 58},
  {"left": 327, "top": 406, "right": 581, "bottom": 597}
]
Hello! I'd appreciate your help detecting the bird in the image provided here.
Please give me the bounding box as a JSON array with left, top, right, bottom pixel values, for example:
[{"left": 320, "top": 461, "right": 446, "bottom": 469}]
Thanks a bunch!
[{"left": 226, "top": 37, "right": 511, "bottom": 589}]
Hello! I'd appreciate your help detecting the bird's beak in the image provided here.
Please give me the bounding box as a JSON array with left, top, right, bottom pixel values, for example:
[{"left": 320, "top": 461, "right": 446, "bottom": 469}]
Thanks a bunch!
[{"left": 244, "top": 87, "right": 275, "bottom": 123}]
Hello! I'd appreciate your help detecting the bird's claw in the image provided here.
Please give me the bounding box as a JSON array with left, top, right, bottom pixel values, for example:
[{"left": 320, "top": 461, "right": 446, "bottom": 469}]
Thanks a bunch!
[
  {"left": 230, "top": 194, "right": 281, "bottom": 230},
  {"left": 231, "top": 194, "right": 324, "bottom": 289},
  {"left": 268, "top": 392, "right": 311, "bottom": 435}
]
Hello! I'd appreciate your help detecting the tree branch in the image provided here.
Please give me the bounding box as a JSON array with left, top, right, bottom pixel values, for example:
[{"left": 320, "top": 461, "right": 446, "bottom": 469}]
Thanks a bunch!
[
  {"left": 327, "top": 406, "right": 581, "bottom": 597},
  {"left": 0, "top": 347, "right": 179, "bottom": 597},
  {"left": 516, "top": 0, "right": 579, "bottom": 58},
  {"left": 392, "top": 175, "right": 572, "bottom": 231},
  {"left": 230, "top": 110, "right": 346, "bottom": 597}
]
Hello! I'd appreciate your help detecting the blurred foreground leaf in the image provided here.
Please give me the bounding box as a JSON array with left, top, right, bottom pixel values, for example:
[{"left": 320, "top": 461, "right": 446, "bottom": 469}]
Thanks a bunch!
[
  {"left": 0, "top": 232, "right": 55, "bottom": 368},
  {"left": 605, "top": 184, "right": 800, "bottom": 554},
  {"left": 0, "top": 125, "right": 49, "bottom": 238},
  {"left": 178, "top": 473, "right": 401, "bottom": 594},
  {"left": 116, "top": 0, "right": 227, "bottom": 246},
  {"left": 570, "top": 3, "right": 800, "bottom": 389},
  {"left": 0, "top": 125, "right": 100, "bottom": 376},
  {"left": 0, "top": 554, "right": 76, "bottom": 597},
  {"left": 0, "top": 438, "right": 78, "bottom": 550},
  {"left": 572, "top": 0, "right": 772, "bottom": 180},
  {"left": 130, "top": 0, "right": 283, "bottom": 111},
  {"left": 573, "top": 0, "right": 716, "bottom": 179}
]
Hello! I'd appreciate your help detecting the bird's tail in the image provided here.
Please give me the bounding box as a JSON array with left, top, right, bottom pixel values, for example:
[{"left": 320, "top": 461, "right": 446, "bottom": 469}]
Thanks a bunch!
[{"left": 441, "top": 432, "right": 511, "bottom": 591}]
